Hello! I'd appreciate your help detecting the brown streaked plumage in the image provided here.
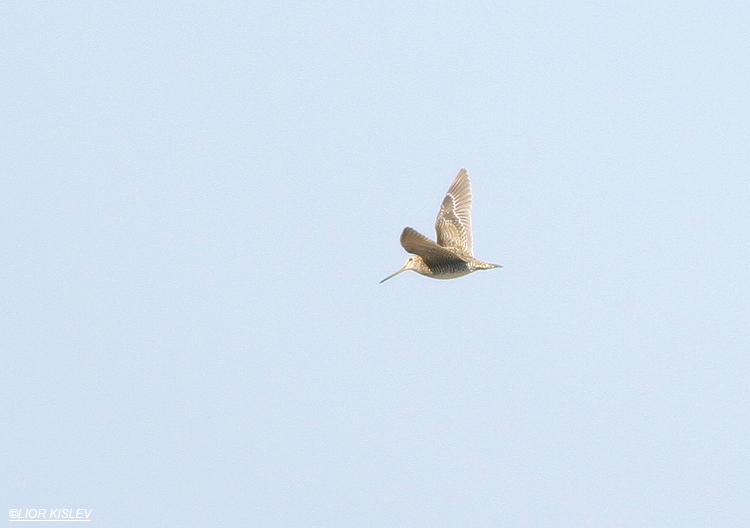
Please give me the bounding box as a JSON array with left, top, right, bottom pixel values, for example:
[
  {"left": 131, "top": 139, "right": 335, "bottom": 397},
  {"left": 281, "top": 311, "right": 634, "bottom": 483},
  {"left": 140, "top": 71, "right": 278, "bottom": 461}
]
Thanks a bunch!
[{"left": 380, "top": 169, "right": 501, "bottom": 283}]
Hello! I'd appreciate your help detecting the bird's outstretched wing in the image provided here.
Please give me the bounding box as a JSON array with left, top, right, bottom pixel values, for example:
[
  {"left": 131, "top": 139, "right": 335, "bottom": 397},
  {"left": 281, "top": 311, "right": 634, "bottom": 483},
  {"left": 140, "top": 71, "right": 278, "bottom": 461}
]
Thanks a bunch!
[
  {"left": 435, "top": 169, "right": 473, "bottom": 256},
  {"left": 400, "top": 227, "right": 465, "bottom": 267}
]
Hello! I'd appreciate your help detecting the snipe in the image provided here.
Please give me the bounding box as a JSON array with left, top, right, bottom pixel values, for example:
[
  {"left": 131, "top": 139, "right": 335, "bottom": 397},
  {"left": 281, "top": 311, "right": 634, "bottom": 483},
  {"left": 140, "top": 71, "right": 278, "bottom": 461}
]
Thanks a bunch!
[{"left": 381, "top": 169, "right": 500, "bottom": 283}]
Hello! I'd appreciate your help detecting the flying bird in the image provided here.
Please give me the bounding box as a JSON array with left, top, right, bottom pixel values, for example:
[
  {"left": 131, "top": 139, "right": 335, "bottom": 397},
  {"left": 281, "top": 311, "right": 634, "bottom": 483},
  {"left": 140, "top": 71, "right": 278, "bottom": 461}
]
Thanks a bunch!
[{"left": 380, "top": 169, "right": 501, "bottom": 283}]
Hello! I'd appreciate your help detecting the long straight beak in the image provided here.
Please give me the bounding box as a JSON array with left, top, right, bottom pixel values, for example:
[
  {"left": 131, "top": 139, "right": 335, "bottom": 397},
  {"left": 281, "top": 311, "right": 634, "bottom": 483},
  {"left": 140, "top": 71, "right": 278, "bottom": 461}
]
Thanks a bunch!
[{"left": 379, "top": 266, "right": 407, "bottom": 284}]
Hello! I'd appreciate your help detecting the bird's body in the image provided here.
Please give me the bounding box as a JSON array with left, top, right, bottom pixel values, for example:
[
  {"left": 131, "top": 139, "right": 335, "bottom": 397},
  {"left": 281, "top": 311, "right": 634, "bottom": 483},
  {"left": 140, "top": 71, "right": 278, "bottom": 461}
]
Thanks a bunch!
[{"left": 380, "top": 169, "right": 500, "bottom": 283}]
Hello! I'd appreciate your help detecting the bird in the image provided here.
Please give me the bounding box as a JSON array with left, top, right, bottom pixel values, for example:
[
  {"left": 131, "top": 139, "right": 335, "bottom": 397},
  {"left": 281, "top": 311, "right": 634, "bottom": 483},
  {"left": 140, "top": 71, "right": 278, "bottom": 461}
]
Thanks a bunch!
[{"left": 380, "top": 169, "right": 501, "bottom": 283}]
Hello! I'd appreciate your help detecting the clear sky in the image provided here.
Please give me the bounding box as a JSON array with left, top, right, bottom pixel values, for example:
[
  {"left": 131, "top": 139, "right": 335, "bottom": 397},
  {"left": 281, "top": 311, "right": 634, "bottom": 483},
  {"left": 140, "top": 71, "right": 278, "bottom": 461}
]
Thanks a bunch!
[{"left": 2, "top": 2, "right": 749, "bottom": 526}]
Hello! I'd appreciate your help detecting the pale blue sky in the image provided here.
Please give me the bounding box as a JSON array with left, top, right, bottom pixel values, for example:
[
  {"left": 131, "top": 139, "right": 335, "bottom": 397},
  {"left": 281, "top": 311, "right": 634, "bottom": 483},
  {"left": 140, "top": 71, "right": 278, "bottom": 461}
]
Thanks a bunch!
[{"left": 2, "top": 2, "right": 749, "bottom": 526}]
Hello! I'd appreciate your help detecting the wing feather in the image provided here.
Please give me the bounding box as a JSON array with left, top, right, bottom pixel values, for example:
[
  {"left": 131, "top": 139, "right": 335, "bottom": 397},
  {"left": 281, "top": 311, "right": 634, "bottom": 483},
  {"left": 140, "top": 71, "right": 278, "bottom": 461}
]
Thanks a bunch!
[
  {"left": 400, "top": 227, "right": 465, "bottom": 267},
  {"left": 435, "top": 169, "right": 473, "bottom": 255}
]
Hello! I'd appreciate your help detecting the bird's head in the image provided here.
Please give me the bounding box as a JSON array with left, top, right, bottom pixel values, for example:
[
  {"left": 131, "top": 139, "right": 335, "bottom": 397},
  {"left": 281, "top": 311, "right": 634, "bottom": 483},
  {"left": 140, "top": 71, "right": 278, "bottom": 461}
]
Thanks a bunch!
[{"left": 380, "top": 256, "right": 421, "bottom": 283}]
